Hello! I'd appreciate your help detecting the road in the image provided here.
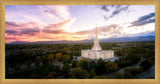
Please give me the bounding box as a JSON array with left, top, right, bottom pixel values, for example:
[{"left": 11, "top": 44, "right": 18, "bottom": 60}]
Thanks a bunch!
[
  {"left": 106, "top": 62, "right": 155, "bottom": 79},
  {"left": 133, "top": 64, "right": 155, "bottom": 79}
]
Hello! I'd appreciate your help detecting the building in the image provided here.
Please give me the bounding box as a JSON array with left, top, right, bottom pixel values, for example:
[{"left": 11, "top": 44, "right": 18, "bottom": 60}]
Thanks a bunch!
[{"left": 81, "top": 26, "right": 114, "bottom": 60}]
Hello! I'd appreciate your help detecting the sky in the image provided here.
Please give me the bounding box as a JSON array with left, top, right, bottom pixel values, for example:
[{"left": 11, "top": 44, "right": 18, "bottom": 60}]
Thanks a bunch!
[{"left": 5, "top": 5, "right": 155, "bottom": 43}]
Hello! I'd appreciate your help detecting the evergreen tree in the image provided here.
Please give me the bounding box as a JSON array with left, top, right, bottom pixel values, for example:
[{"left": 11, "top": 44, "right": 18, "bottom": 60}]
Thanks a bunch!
[
  {"left": 95, "top": 58, "right": 107, "bottom": 75},
  {"left": 89, "top": 69, "right": 95, "bottom": 78},
  {"left": 62, "top": 63, "right": 71, "bottom": 77}
]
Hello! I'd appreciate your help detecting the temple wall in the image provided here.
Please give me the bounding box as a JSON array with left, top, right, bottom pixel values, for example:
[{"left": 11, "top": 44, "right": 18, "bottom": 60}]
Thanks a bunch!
[{"left": 81, "top": 50, "right": 114, "bottom": 60}]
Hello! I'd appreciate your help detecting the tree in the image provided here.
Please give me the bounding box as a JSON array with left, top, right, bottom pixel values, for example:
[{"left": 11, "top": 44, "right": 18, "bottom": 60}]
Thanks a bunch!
[
  {"left": 70, "top": 55, "right": 73, "bottom": 59},
  {"left": 48, "top": 54, "right": 55, "bottom": 62},
  {"left": 76, "top": 58, "right": 88, "bottom": 67},
  {"left": 115, "top": 71, "right": 123, "bottom": 79},
  {"left": 71, "top": 60, "right": 77, "bottom": 68},
  {"left": 73, "top": 51, "right": 80, "bottom": 56},
  {"left": 15, "top": 63, "right": 21, "bottom": 70},
  {"left": 124, "top": 67, "right": 143, "bottom": 75},
  {"left": 95, "top": 58, "right": 107, "bottom": 75},
  {"left": 140, "top": 59, "right": 153, "bottom": 70},
  {"left": 62, "top": 55, "right": 70, "bottom": 63},
  {"left": 70, "top": 68, "right": 88, "bottom": 78},
  {"left": 76, "top": 58, "right": 89, "bottom": 71},
  {"left": 124, "top": 71, "right": 132, "bottom": 78},
  {"left": 64, "top": 47, "right": 70, "bottom": 51},
  {"left": 62, "top": 63, "right": 71, "bottom": 77},
  {"left": 87, "top": 60, "right": 96, "bottom": 72},
  {"left": 115, "top": 49, "right": 123, "bottom": 56},
  {"left": 81, "top": 60, "right": 89, "bottom": 71},
  {"left": 35, "top": 56, "right": 41, "bottom": 66},
  {"left": 53, "top": 65, "right": 61, "bottom": 73},
  {"left": 42, "top": 55, "right": 49, "bottom": 65},
  {"left": 106, "top": 62, "right": 119, "bottom": 72},
  {"left": 89, "top": 69, "right": 95, "bottom": 78},
  {"left": 25, "top": 60, "right": 32, "bottom": 68},
  {"left": 46, "top": 72, "right": 57, "bottom": 78},
  {"left": 127, "top": 54, "right": 141, "bottom": 64},
  {"left": 56, "top": 53, "right": 62, "bottom": 60}
]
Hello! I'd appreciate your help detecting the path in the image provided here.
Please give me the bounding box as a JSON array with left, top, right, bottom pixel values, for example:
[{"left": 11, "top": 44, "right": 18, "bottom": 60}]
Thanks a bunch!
[
  {"left": 106, "top": 62, "right": 140, "bottom": 78},
  {"left": 133, "top": 64, "right": 155, "bottom": 79}
]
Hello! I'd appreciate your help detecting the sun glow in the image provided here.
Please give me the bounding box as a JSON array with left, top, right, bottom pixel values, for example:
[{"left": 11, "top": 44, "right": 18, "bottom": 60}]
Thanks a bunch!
[{"left": 5, "top": 5, "right": 155, "bottom": 43}]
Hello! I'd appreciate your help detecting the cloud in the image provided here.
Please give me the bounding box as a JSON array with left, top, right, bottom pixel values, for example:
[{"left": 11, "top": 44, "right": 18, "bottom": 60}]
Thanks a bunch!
[
  {"left": 75, "top": 24, "right": 118, "bottom": 34},
  {"left": 101, "top": 5, "right": 122, "bottom": 12},
  {"left": 75, "top": 30, "right": 93, "bottom": 35},
  {"left": 23, "top": 16, "right": 47, "bottom": 27},
  {"left": 100, "top": 24, "right": 118, "bottom": 32},
  {"left": 43, "top": 17, "right": 76, "bottom": 31},
  {"left": 20, "top": 28, "right": 40, "bottom": 35},
  {"left": 101, "top": 5, "right": 110, "bottom": 12},
  {"left": 5, "top": 21, "right": 40, "bottom": 30},
  {"left": 130, "top": 12, "right": 155, "bottom": 26},
  {"left": 5, "top": 17, "right": 76, "bottom": 43},
  {"left": 100, "top": 5, "right": 130, "bottom": 20},
  {"left": 5, "top": 21, "right": 41, "bottom": 42},
  {"left": 74, "top": 24, "right": 121, "bottom": 39},
  {"left": 43, "top": 30, "right": 64, "bottom": 34},
  {"left": 40, "top": 5, "right": 71, "bottom": 21},
  {"left": 5, "top": 28, "right": 40, "bottom": 36},
  {"left": 43, "top": 9, "right": 60, "bottom": 21},
  {"left": 109, "top": 6, "right": 129, "bottom": 19},
  {"left": 5, "top": 30, "right": 19, "bottom": 35},
  {"left": 5, "top": 21, "right": 20, "bottom": 27},
  {"left": 53, "top": 5, "right": 71, "bottom": 19}
]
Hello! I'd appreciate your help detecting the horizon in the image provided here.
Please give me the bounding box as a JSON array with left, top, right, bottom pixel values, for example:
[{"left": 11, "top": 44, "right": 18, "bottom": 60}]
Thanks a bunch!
[
  {"left": 6, "top": 36, "right": 155, "bottom": 44},
  {"left": 5, "top": 5, "right": 155, "bottom": 43}
]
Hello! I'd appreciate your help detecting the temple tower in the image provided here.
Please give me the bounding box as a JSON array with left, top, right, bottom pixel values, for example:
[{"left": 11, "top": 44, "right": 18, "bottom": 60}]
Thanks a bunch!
[{"left": 92, "top": 25, "right": 102, "bottom": 50}]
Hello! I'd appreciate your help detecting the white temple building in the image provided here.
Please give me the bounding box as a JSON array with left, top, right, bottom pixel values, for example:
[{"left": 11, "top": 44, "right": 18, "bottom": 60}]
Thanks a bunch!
[{"left": 81, "top": 26, "right": 114, "bottom": 60}]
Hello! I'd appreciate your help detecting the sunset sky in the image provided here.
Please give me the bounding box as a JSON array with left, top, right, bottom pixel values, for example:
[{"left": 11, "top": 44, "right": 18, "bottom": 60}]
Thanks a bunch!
[{"left": 5, "top": 5, "right": 155, "bottom": 43}]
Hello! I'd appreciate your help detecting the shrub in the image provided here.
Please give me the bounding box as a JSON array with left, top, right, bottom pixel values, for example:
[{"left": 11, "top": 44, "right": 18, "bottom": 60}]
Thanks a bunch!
[
  {"left": 124, "top": 67, "right": 143, "bottom": 75},
  {"left": 70, "top": 68, "right": 88, "bottom": 78},
  {"left": 106, "top": 62, "right": 119, "bottom": 72},
  {"left": 115, "top": 71, "right": 123, "bottom": 79},
  {"left": 124, "top": 71, "right": 132, "bottom": 78},
  {"left": 46, "top": 72, "right": 57, "bottom": 78},
  {"left": 140, "top": 60, "right": 153, "bottom": 70},
  {"left": 89, "top": 69, "right": 95, "bottom": 78}
]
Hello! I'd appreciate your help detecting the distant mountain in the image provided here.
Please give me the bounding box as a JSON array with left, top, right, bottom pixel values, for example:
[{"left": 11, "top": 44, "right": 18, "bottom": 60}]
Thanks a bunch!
[
  {"left": 8, "top": 40, "right": 93, "bottom": 44},
  {"left": 8, "top": 35, "right": 155, "bottom": 44},
  {"left": 100, "top": 35, "right": 155, "bottom": 42},
  {"left": 10, "top": 41, "right": 30, "bottom": 44}
]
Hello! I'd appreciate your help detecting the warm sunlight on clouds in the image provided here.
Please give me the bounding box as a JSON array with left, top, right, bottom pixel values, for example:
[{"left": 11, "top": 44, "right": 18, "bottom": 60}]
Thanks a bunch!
[{"left": 5, "top": 5, "right": 155, "bottom": 43}]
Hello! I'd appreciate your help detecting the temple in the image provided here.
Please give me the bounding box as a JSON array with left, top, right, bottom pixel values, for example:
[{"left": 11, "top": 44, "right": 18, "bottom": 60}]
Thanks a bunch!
[{"left": 81, "top": 25, "right": 114, "bottom": 60}]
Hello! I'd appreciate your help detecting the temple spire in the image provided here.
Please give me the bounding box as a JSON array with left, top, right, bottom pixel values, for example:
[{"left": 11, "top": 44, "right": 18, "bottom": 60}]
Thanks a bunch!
[
  {"left": 92, "top": 25, "right": 102, "bottom": 50},
  {"left": 96, "top": 24, "right": 98, "bottom": 39}
]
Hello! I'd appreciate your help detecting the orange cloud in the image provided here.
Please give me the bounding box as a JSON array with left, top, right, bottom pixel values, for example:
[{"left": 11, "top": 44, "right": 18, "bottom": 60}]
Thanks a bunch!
[
  {"left": 5, "top": 18, "right": 124, "bottom": 43},
  {"left": 5, "top": 18, "right": 80, "bottom": 43},
  {"left": 5, "top": 21, "right": 39, "bottom": 30}
]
